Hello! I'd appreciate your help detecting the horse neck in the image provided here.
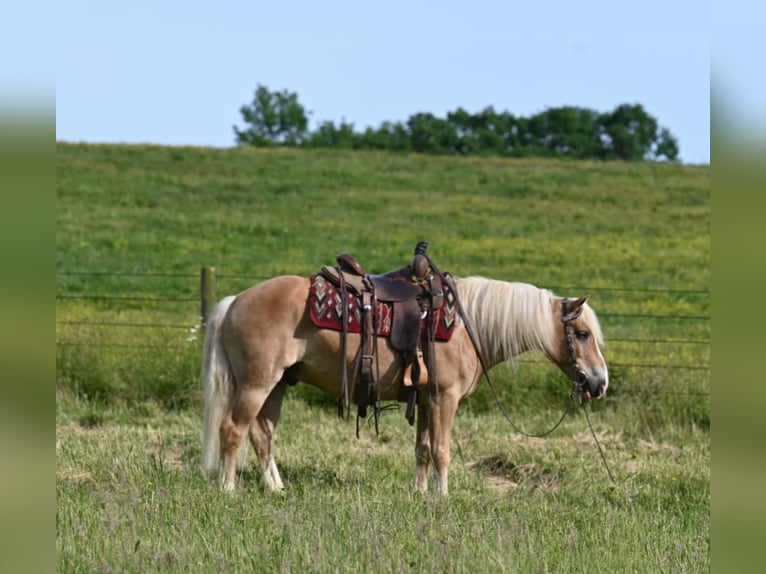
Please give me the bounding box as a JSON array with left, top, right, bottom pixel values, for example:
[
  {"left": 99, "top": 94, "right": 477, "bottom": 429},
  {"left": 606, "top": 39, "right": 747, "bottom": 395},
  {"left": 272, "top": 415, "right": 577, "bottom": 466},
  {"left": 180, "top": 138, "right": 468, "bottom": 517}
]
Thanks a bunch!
[{"left": 456, "top": 277, "right": 556, "bottom": 367}]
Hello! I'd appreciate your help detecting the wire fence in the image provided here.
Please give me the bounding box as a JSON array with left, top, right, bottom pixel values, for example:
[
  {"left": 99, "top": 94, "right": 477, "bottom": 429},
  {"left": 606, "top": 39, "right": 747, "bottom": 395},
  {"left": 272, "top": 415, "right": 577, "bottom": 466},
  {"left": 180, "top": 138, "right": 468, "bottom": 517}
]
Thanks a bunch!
[{"left": 56, "top": 269, "right": 710, "bottom": 397}]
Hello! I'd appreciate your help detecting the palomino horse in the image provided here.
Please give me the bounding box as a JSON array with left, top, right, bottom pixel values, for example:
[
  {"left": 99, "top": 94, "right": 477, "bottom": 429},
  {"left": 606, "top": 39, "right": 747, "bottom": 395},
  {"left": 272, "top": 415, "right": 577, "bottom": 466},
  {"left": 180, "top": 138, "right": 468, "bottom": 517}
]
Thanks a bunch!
[{"left": 201, "top": 275, "right": 608, "bottom": 494}]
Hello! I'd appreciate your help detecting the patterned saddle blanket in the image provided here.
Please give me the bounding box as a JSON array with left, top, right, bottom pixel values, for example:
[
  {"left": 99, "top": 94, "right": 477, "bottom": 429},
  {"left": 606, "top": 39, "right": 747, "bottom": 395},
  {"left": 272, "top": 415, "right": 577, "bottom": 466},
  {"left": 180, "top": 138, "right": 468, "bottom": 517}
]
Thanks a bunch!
[{"left": 308, "top": 273, "right": 457, "bottom": 342}]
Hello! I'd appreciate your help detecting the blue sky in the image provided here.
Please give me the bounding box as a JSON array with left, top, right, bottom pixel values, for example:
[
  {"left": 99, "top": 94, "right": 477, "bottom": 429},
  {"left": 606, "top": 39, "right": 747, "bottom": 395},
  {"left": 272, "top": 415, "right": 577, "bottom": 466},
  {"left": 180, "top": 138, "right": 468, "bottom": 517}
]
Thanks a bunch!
[{"left": 51, "top": 1, "right": 712, "bottom": 163}]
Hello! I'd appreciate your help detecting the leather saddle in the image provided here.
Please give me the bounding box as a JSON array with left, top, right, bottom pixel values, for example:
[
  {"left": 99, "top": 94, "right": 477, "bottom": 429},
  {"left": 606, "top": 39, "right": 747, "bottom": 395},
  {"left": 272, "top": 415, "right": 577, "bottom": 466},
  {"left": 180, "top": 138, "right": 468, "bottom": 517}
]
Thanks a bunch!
[
  {"left": 319, "top": 242, "right": 445, "bottom": 426},
  {"left": 321, "top": 254, "right": 442, "bottom": 354}
]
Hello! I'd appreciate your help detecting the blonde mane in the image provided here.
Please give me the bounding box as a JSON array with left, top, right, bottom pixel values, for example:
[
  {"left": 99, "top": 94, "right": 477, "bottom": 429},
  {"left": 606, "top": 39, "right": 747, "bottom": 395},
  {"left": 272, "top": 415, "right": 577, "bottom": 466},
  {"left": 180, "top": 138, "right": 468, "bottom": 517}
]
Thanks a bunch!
[{"left": 455, "top": 276, "right": 604, "bottom": 365}]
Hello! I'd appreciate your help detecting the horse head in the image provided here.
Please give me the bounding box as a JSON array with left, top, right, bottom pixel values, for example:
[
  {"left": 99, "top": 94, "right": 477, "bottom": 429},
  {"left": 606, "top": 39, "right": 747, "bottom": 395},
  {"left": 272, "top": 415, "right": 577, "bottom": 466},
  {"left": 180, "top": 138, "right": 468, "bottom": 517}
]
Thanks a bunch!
[{"left": 549, "top": 295, "right": 609, "bottom": 400}]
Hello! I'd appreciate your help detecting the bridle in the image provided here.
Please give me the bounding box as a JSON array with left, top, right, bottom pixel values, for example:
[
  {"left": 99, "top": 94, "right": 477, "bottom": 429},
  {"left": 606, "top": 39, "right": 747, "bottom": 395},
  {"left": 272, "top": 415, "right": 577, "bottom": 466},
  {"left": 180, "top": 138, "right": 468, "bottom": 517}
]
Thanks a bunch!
[{"left": 561, "top": 298, "right": 590, "bottom": 400}]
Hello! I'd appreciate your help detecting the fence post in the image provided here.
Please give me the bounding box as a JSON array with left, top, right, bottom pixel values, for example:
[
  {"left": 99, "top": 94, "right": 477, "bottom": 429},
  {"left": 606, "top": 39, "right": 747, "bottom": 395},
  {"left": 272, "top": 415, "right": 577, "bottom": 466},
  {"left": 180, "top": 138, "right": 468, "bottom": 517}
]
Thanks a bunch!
[{"left": 200, "top": 266, "right": 217, "bottom": 330}]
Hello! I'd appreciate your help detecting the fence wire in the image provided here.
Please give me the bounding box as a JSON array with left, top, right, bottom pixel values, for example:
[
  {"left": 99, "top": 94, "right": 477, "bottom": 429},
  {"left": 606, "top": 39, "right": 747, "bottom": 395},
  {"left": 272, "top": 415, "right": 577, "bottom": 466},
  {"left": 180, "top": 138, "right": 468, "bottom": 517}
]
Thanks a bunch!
[{"left": 56, "top": 270, "right": 710, "bottom": 397}]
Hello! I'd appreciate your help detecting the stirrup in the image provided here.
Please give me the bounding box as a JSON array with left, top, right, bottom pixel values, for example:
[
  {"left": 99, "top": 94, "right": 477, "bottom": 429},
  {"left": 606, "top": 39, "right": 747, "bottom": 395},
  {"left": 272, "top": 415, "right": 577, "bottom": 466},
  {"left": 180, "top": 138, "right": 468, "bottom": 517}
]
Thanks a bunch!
[{"left": 402, "top": 352, "right": 428, "bottom": 388}]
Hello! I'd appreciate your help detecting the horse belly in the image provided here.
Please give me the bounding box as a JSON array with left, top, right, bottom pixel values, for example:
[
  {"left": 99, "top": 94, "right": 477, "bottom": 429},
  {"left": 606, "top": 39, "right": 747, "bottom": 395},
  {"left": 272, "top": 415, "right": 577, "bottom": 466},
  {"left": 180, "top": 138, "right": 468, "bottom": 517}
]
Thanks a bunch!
[{"left": 296, "top": 328, "right": 405, "bottom": 401}]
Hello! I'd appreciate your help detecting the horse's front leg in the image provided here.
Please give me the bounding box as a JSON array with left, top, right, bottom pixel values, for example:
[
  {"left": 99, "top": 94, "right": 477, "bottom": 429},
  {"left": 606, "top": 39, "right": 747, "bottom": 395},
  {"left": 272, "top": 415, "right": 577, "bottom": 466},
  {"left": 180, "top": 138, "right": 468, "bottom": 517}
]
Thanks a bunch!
[
  {"left": 428, "top": 389, "right": 459, "bottom": 495},
  {"left": 414, "top": 398, "right": 431, "bottom": 493}
]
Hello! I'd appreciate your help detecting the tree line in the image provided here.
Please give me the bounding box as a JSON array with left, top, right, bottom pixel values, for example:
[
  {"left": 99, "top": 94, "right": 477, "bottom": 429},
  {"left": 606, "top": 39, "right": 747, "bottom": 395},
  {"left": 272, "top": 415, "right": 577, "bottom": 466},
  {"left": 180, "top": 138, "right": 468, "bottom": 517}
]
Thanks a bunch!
[{"left": 234, "top": 85, "right": 679, "bottom": 161}]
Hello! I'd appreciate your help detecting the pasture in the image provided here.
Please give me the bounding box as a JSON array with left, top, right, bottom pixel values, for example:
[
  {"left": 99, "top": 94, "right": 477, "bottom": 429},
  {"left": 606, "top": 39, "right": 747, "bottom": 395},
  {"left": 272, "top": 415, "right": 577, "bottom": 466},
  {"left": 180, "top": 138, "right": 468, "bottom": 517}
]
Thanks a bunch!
[{"left": 56, "top": 143, "right": 709, "bottom": 571}]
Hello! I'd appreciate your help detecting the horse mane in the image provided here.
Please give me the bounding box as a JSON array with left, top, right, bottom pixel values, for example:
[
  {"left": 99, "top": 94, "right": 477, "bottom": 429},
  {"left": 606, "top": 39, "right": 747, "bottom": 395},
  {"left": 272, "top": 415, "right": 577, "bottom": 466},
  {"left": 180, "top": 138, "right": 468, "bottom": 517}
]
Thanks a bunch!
[{"left": 455, "top": 276, "right": 604, "bottom": 364}]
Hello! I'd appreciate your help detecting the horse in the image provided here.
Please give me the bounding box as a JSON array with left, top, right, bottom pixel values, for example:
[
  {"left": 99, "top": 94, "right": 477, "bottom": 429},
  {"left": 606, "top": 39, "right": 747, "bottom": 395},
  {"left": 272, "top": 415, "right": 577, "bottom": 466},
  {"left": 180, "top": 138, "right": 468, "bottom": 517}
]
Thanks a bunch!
[{"left": 200, "top": 275, "right": 608, "bottom": 495}]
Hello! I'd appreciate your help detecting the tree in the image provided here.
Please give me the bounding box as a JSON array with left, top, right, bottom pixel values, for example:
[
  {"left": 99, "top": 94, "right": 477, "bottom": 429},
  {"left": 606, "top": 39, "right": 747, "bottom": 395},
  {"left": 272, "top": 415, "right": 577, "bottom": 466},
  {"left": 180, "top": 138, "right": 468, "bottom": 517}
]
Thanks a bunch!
[
  {"left": 651, "top": 127, "right": 680, "bottom": 162},
  {"left": 526, "top": 106, "right": 603, "bottom": 159},
  {"left": 304, "top": 120, "right": 356, "bottom": 149},
  {"left": 234, "top": 85, "right": 310, "bottom": 146},
  {"left": 233, "top": 85, "right": 680, "bottom": 161},
  {"left": 596, "top": 103, "right": 678, "bottom": 161},
  {"left": 598, "top": 103, "right": 655, "bottom": 161},
  {"left": 447, "top": 107, "right": 482, "bottom": 155},
  {"left": 407, "top": 113, "right": 459, "bottom": 154},
  {"left": 355, "top": 121, "right": 412, "bottom": 151},
  {"left": 447, "top": 107, "right": 509, "bottom": 156}
]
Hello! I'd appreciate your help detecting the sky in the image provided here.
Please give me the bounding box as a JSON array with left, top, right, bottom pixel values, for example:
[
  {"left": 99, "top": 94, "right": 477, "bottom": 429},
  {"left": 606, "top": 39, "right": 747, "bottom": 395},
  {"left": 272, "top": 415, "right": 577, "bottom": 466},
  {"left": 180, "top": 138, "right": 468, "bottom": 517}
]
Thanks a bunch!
[{"left": 49, "top": 1, "right": 714, "bottom": 164}]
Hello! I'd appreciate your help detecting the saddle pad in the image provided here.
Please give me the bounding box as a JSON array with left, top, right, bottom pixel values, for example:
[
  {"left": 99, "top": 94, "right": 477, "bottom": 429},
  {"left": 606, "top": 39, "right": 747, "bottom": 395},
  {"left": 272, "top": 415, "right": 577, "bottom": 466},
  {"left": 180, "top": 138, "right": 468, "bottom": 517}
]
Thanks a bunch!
[{"left": 309, "top": 274, "right": 457, "bottom": 341}]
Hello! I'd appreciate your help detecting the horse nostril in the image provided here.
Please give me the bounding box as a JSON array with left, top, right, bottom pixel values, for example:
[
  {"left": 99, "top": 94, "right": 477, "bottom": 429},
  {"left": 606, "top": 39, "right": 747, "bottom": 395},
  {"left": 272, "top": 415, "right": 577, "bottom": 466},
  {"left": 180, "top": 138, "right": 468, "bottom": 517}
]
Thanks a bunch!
[{"left": 594, "top": 383, "right": 605, "bottom": 398}]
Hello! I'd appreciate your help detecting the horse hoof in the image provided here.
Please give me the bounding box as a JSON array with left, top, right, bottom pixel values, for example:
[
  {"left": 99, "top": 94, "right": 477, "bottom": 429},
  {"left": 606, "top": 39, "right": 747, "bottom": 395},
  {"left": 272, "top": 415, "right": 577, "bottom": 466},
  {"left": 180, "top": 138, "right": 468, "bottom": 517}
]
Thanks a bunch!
[{"left": 220, "top": 481, "right": 236, "bottom": 493}]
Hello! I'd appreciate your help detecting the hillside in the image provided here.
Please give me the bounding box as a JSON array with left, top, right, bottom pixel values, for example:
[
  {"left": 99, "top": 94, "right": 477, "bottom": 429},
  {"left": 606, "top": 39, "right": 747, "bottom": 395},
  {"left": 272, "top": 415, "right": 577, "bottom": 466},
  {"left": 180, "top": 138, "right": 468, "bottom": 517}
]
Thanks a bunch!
[{"left": 57, "top": 143, "right": 708, "bottom": 287}]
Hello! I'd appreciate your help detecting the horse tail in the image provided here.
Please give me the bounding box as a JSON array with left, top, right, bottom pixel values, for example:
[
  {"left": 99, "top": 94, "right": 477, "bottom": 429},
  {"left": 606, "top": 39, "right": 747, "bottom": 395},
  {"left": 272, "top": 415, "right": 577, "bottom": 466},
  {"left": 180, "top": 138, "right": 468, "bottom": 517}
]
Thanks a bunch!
[{"left": 200, "top": 295, "right": 237, "bottom": 475}]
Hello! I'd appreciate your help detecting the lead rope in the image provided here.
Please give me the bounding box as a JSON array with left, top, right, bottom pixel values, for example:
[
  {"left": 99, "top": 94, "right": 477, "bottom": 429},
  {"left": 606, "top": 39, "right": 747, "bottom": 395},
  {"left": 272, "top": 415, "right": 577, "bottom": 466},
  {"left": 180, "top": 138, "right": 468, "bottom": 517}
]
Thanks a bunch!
[{"left": 583, "top": 401, "right": 616, "bottom": 484}]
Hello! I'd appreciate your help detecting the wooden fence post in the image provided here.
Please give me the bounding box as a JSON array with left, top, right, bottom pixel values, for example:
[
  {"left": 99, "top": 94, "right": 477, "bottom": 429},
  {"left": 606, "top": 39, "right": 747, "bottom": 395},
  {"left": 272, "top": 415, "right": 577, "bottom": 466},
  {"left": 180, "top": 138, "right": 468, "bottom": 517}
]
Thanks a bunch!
[{"left": 200, "top": 266, "right": 217, "bottom": 330}]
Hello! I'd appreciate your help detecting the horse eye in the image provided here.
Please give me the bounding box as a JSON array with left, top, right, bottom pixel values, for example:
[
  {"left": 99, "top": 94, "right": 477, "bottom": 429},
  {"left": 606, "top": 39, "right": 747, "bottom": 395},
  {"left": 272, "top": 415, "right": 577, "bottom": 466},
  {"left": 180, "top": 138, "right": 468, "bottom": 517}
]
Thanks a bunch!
[{"left": 575, "top": 330, "right": 589, "bottom": 341}]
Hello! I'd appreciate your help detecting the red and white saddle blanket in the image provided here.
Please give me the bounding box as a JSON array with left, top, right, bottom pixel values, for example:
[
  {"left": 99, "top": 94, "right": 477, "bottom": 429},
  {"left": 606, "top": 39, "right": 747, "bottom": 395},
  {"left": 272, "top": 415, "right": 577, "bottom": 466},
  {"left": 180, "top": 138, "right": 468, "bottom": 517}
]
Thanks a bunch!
[{"left": 308, "top": 274, "right": 457, "bottom": 342}]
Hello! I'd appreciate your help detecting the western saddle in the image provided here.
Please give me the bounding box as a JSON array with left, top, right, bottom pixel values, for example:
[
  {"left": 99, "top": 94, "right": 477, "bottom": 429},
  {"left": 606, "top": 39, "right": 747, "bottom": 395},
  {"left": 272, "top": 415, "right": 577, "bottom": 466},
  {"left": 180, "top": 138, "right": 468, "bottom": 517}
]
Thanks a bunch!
[{"left": 319, "top": 241, "right": 446, "bottom": 428}]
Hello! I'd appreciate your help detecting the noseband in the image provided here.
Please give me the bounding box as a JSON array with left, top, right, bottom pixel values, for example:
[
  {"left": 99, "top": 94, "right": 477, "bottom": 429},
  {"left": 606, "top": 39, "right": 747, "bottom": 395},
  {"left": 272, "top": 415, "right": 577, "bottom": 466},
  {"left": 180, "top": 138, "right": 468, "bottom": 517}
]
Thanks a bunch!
[{"left": 561, "top": 298, "right": 589, "bottom": 398}]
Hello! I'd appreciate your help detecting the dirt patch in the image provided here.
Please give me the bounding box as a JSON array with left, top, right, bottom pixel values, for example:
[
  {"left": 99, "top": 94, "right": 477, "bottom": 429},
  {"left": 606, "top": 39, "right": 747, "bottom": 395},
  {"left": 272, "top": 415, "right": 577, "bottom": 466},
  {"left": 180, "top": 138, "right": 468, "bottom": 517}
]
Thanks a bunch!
[
  {"left": 469, "top": 456, "right": 558, "bottom": 492},
  {"left": 56, "top": 469, "right": 94, "bottom": 483},
  {"left": 151, "top": 441, "right": 188, "bottom": 472},
  {"left": 571, "top": 429, "right": 619, "bottom": 450},
  {"left": 637, "top": 439, "right": 679, "bottom": 455},
  {"left": 56, "top": 423, "right": 96, "bottom": 436}
]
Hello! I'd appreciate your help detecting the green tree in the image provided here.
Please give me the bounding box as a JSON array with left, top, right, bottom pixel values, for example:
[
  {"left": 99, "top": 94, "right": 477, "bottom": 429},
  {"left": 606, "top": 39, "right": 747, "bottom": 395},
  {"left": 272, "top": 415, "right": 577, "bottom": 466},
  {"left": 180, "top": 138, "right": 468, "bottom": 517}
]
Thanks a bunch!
[
  {"left": 234, "top": 85, "right": 310, "bottom": 146},
  {"left": 355, "top": 121, "right": 412, "bottom": 151},
  {"left": 651, "top": 127, "right": 680, "bottom": 161},
  {"left": 233, "top": 86, "right": 680, "bottom": 161},
  {"left": 407, "top": 113, "right": 459, "bottom": 154},
  {"left": 447, "top": 107, "right": 511, "bottom": 156},
  {"left": 447, "top": 107, "right": 482, "bottom": 155},
  {"left": 597, "top": 103, "right": 679, "bottom": 161},
  {"left": 526, "top": 106, "right": 603, "bottom": 159},
  {"left": 304, "top": 120, "right": 355, "bottom": 149}
]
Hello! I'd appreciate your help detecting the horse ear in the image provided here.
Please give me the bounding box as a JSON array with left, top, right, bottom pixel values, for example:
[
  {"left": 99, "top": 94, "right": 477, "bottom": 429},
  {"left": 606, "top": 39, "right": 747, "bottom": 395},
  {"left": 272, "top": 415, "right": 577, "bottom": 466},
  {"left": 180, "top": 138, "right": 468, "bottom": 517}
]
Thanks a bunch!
[
  {"left": 573, "top": 295, "right": 590, "bottom": 308},
  {"left": 563, "top": 295, "right": 589, "bottom": 321}
]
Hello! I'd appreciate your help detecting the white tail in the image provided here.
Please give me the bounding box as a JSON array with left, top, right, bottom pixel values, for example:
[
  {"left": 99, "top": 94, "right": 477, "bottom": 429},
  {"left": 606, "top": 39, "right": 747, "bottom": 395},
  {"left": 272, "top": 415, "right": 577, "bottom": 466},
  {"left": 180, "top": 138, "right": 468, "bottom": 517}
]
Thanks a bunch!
[{"left": 200, "top": 295, "right": 239, "bottom": 475}]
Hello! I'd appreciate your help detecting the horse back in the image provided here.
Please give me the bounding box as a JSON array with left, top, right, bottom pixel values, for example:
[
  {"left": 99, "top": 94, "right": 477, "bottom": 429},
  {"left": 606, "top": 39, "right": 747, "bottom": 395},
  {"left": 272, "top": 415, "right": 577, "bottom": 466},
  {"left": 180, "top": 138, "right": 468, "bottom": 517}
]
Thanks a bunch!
[{"left": 222, "top": 275, "right": 312, "bottom": 368}]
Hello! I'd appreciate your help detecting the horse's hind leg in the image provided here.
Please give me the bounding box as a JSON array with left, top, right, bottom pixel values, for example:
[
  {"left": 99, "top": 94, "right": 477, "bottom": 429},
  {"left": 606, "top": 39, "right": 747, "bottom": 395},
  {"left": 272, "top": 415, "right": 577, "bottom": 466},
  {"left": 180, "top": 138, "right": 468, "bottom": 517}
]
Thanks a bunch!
[
  {"left": 219, "top": 386, "right": 272, "bottom": 492},
  {"left": 249, "top": 379, "right": 287, "bottom": 491}
]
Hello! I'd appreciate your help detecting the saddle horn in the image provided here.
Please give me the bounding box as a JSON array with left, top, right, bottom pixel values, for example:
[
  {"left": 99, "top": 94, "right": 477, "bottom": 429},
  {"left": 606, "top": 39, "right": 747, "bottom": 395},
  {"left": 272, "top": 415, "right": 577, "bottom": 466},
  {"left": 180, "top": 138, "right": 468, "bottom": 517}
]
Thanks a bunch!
[{"left": 411, "top": 241, "right": 431, "bottom": 282}]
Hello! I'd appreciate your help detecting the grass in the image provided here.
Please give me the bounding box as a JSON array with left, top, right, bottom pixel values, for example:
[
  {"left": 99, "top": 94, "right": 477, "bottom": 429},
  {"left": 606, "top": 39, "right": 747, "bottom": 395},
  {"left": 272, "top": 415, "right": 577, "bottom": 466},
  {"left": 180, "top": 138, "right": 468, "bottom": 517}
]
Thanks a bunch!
[
  {"left": 56, "top": 398, "right": 708, "bottom": 573},
  {"left": 56, "top": 144, "right": 708, "bottom": 285},
  {"left": 56, "top": 143, "right": 709, "bottom": 571}
]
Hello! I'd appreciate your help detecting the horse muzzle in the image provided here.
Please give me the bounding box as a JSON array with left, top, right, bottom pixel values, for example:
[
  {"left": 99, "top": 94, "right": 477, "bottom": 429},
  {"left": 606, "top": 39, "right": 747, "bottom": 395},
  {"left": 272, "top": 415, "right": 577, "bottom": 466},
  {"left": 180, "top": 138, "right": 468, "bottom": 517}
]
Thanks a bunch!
[{"left": 578, "top": 369, "right": 608, "bottom": 400}]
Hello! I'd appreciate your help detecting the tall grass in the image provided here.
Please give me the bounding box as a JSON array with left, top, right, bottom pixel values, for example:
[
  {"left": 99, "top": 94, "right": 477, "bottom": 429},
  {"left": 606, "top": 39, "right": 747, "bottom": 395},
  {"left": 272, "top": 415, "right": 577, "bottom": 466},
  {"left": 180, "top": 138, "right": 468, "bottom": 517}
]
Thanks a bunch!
[
  {"left": 56, "top": 303, "right": 201, "bottom": 413},
  {"left": 56, "top": 399, "right": 709, "bottom": 572}
]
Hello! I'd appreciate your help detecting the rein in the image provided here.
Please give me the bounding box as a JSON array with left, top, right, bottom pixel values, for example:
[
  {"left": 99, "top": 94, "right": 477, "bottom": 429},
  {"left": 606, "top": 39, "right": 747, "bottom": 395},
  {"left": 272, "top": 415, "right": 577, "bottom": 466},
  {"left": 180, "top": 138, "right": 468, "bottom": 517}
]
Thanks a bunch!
[{"left": 453, "top": 286, "right": 616, "bottom": 481}]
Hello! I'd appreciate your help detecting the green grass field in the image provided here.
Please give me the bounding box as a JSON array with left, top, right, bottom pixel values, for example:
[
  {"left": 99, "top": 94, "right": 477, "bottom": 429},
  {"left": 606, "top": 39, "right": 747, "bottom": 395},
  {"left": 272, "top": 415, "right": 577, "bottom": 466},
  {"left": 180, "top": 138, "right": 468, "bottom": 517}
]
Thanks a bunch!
[{"left": 56, "top": 143, "right": 709, "bottom": 571}]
